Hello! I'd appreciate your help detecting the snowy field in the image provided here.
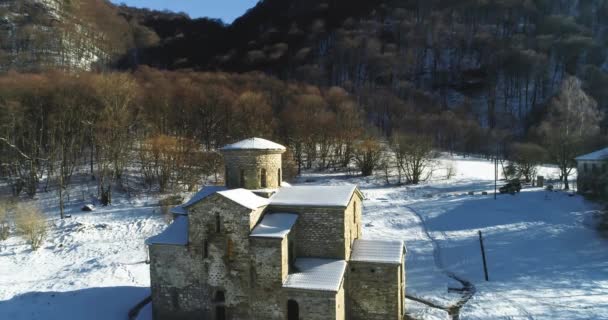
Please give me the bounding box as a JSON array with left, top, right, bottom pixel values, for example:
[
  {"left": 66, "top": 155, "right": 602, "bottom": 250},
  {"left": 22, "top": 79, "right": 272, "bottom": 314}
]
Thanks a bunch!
[
  {"left": 1, "top": 156, "right": 607, "bottom": 319},
  {"left": 0, "top": 182, "right": 167, "bottom": 320}
]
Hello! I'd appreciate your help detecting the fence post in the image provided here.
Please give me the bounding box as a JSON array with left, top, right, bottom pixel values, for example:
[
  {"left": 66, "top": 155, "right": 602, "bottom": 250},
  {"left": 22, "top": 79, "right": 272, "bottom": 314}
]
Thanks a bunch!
[{"left": 479, "top": 230, "right": 489, "bottom": 281}]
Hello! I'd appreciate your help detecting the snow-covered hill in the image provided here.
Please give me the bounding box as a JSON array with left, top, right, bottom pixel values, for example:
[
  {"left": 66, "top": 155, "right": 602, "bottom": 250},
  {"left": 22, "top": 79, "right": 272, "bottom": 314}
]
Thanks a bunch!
[{"left": 1, "top": 156, "right": 606, "bottom": 320}]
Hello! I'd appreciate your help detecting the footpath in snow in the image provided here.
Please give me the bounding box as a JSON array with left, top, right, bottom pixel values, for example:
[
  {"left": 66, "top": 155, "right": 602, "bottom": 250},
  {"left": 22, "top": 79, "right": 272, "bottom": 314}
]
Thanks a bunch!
[{"left": 300, "top": 157, "right": 608, "bottom": 320}]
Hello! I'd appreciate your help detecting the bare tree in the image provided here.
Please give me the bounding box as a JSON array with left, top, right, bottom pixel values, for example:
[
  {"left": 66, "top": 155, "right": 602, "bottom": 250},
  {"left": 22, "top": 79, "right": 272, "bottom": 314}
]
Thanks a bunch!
[
  {"left": 509, "top": 142, "right": 547, "bottom": 183},
  {"left": 538, "top": 76, "right": 603, "bottom": 190},
  {"left": 392, "top": 133, "right": 436, "bottom": 185},
  {"left": 93, "top": 73, "right": 139, "bottom": 205}
]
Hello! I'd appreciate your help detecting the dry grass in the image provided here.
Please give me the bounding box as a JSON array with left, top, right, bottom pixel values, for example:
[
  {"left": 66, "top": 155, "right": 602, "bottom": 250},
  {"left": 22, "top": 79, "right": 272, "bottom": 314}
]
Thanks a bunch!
[
  {"left": 0, "top": 200, "right": 10, "bottom": 241},
  {"left": 14, "top": 204, "right": 47, "bottom": 250}
]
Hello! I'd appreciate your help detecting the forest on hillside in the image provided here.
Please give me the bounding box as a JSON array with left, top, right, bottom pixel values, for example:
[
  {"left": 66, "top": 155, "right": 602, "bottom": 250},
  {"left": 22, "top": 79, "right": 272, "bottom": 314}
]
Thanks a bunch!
[
  {"left": 0, "top": 67, "right": 602, "bottom": 209},
  {"left": 0, "top": 0, "right": 607, "bottom": 207},
  {"left": 125, "top": 0, "right": 608, "bottom": 135}
]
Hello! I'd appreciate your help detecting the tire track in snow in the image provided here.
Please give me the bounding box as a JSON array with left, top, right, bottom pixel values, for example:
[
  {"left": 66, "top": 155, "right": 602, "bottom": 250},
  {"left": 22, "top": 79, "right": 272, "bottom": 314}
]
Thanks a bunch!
[{"left": 404, "top": 204, "right": 477, "bottom": 320}]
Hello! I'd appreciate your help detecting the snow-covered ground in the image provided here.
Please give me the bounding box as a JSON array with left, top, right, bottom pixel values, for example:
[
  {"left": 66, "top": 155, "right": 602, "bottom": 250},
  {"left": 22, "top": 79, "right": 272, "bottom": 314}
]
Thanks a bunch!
[
  {"left": 298, "top": 157, "right": 607, "bottom": 319},
  {"left": 0, "top": 180, "right": 167, "bottom": 320},
  {"left": 1, "top": 156, "right": 607, "bottom": 320}
]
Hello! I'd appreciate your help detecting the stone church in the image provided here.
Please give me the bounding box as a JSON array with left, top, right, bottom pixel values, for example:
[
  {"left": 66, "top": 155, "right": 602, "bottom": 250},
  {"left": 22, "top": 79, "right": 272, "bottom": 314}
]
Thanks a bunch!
[{"left": 146, "top": 138, "right": 406, "bottom": 320}]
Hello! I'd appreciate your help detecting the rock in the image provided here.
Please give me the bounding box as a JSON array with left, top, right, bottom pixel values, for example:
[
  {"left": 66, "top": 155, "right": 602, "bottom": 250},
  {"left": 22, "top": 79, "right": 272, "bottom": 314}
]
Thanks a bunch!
[
  {"left": 82, "top": 204, "right": 96, "bottom": 212},
  {"left": 468, "top": 191, "right": 475, "bottom": 195},
  {"left": 482, "top": 192, "right": 488, "bottom": 195}
]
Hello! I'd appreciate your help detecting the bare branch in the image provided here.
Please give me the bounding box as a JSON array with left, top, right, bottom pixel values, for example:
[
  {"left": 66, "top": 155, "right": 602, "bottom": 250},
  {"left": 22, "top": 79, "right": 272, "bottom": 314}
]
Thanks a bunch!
[{"left": 0, "top": 137, "right": 48, "bottom": 161}]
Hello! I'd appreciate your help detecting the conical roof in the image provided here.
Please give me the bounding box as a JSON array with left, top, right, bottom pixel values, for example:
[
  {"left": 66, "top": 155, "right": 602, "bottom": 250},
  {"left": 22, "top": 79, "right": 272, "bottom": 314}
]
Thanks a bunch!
[{"left": 220, "top": 137, "right": 286, "bottom": 151}]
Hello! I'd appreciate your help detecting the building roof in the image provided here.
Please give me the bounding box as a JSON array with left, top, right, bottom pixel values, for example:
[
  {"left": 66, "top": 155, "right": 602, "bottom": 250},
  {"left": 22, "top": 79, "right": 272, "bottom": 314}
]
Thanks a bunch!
[
  {"left": 250, "top": 213, "right": 298, "bottom": 239},
  {"left": 220, "top": 137, "right": 286, "bottom": 152},
  {"left": 350, "top": 239, "right": 405, "bottom": 265},
  {"left": 270, "top": 185, "right": 359, "bottom": 208},
  {"left": 145, "top": 215, "right": 188, "bottom": 246},
  {"left": 283, "top": 258, "right": 347, "bottom": 292},
  {"left": 217, "top": 189, "right": 270, "bottom": 210},
  {"left": 576, "top": 147, "right": 608, "bottom": 161},
  {"left": 171, "top": 186, "right": 228, "bottom": 215}
]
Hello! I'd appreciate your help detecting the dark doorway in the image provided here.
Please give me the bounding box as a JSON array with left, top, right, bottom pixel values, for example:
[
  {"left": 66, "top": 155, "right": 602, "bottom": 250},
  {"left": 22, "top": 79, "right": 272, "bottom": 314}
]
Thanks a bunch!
[
  {"left": 215, "top": 306, "right": 226, "bottom": 320},
  {"left": 215, "top": 291, "right": 225, "bottom": 303},
  {"left": 215, "top": 291, "right": 226, "bottom": 320},
  {"left": 287, "top": 300, "right": 299, "bottom": 320}
]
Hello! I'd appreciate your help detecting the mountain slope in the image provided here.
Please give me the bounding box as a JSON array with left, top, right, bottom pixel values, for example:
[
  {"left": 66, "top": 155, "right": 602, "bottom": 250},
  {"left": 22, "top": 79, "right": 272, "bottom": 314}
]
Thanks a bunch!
[
  {"left": 120, "top": 0, "right": 608, "bottom": 136},
  {"left": 0, "top": 0, "right": 132, "bottom": 71}
]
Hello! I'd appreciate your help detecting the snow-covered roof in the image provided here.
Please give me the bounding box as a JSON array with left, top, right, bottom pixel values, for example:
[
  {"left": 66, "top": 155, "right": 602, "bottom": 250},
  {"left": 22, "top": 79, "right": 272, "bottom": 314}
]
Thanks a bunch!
[
  {"left": 250, "top": 213, "right": 298, "bottom": 238},
  {"left": 145, "top": 216, "right": 188, "bottom": 246},
  {"left": 576, "top": 147, "right": 608, "bottom": 161},
  {"left": 220, "top": 138, "right": 286, "bottom": 151},
  {"left": 171, "top": 186, "right": 228, "bottom": 215},
  {"left": 217, "top": 189, "right": 270, "bottom": 210},
  {"left": 350, "top": 239, "right": 405, "bottom": 265},
  {"left": 270, "top": 185, "right": 359, "bottom": 208},
  {"left": 283, "top": 258, "right": 347, "bottom": 292}
]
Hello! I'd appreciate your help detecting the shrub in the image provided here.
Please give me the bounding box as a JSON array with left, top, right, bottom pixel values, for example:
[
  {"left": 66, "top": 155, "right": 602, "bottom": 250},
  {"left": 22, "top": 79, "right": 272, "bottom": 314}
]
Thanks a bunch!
[
  {"left": 14, "top": 204, "right": 47, "bottom": 250},
  {"left": 354, "top": 135, "right": 384, "bottom": 177},
  {"left": 0, "top": 201, "right": 10, "bottom": 241},
  {"left": 445, "top": 162, "right": 457, "bottom": 180}
]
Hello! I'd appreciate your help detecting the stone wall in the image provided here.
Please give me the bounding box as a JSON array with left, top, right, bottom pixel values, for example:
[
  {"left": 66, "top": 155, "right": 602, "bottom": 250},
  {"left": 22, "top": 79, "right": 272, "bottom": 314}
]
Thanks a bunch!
[
  {"left": 285, "top": 282, "right": 345, "bottom": 320},
  {"left": 186, "top": 194, "right": 267, "bottom": 319},
  {"left": 223, "top": 150, "right": 283, "bottom": 190},
  {"left": 270, "top": 205, "right": 345, "bottom": 258},
  {"left": 269, "top": 192, "right": 361, "bottom": 260},
  {"left": 346, "top": 261, "right": 405, "bottom": 320},
  {"left": 577, "top": 160, "right": 608, "bottom": 195},
  {"left": 343, "top": 194, "right": 363, "bottom": 260},
  {"left": 149, "top": 244, "right": 207, "bottom": 320},
  {"left": 249, "top": 235, "right": 291, "bottom": 319}
]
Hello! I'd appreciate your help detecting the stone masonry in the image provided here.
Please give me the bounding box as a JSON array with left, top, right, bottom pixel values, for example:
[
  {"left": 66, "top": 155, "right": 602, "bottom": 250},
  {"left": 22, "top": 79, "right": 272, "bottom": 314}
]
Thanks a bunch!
[{"left": 146, "top": 137, "right": 406, "bottom": 320}]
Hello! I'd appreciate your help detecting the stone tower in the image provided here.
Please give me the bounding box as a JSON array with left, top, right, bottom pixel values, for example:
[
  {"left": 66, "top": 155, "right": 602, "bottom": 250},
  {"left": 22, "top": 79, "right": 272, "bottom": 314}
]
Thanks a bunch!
[{"left": 220, "top": 138, "right": 286, "bottom": 190}]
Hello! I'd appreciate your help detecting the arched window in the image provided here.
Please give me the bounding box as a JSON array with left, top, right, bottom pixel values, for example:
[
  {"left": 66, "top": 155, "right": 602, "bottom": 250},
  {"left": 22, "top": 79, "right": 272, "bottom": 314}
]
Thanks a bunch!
[
  {"left": 278, "top": 168, "right": 282, "bottom": 187},
  {"left": 226, "top": 239, "right": 234, "bottom": 260},
  {"left": 287, "top": 300, "right": 299, "bottom": 320},
  {"left": 240, "top": 169, "right": 245, "bottom": 188},
  {"left": 215, "top": 213, "right": 221, "bottom": 233},
  {"left": 261, "top": 168, "right": 267, "bottom": 188},
  {"left": 353, "top": 201, "right": 357, "bottom": 224}
]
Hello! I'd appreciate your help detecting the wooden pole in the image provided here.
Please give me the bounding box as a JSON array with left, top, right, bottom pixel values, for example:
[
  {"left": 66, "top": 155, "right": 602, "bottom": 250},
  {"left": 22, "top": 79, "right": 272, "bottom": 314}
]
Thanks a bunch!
[
  {"left": 479, "top": 230, "right": 489, "bottom": 281},
  {"left": 494, "top": 156, "right": 497, "bottom": 200}
]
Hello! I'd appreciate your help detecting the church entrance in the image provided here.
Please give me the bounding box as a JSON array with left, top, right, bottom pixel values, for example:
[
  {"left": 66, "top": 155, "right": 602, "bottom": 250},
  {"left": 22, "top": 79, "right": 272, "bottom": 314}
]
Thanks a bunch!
[
  {"left": 214, "top": 291, "right": 226, "bottom": 320},
  {"left": 215, "top": 306, "right": 225, "bottom": 320},
  {"left": 287, "top": 300, "right": 299, "bottom": 320}
]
